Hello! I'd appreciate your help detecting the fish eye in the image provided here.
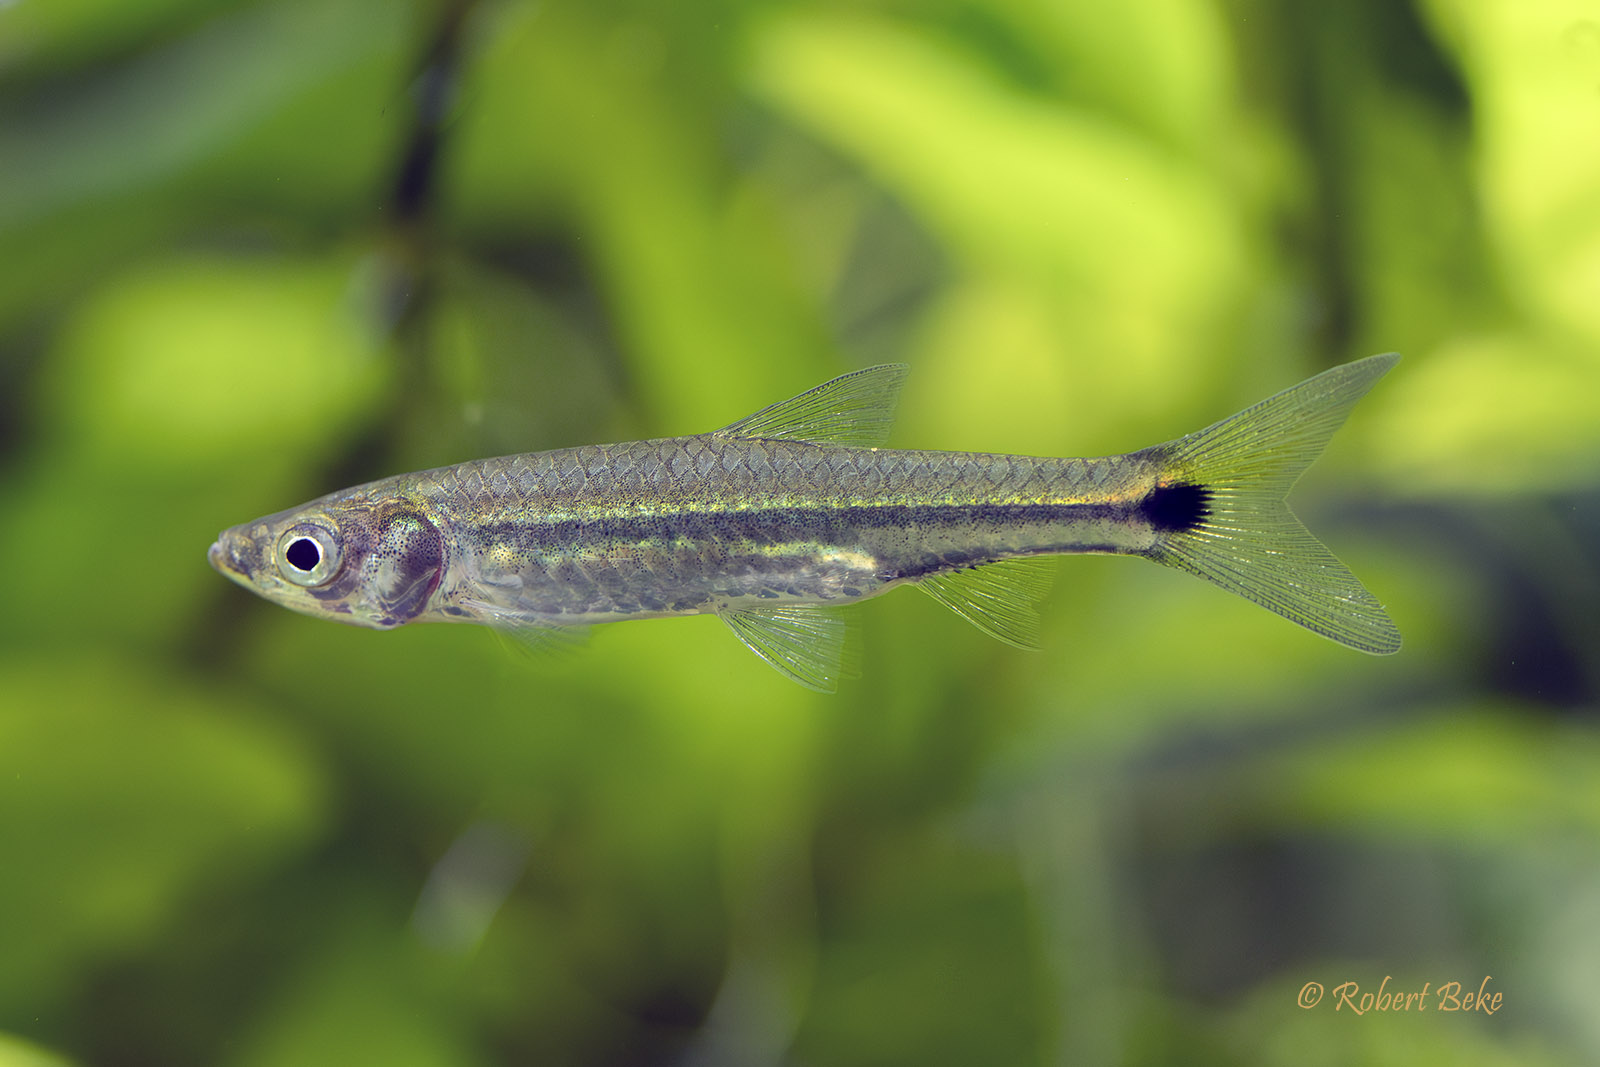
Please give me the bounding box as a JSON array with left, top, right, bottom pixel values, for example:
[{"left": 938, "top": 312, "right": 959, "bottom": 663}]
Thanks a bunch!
[{"left": 276, "top": 524, "right": 342, "bottom": 587}]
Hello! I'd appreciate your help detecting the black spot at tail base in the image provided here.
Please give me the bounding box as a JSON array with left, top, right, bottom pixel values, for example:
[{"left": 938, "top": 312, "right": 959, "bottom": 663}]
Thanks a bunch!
[{"left": 1141, "top": 482, "right": 1212, "bottom": 533}]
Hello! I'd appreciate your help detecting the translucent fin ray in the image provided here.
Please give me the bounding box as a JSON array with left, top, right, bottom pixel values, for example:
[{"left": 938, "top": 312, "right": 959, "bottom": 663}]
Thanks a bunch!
[
  {"left": 720, "top": 605, "right": 859, "bottom": 692},
  {"left": 915, "top": 558, "right": 1055, "bottom": 649},
  {"left": 1148, "top": 353, "right": 1402, "bottom": 654},
  {"left": 462, "top": 599, "right": 590, "bottom": 656},
  {"left": 715, "top": 365, "right": 908, "bottom": 448}
]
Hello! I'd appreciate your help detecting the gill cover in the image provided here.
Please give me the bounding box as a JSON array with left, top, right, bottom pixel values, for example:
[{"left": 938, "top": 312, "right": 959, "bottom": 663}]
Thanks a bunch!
[{"left": 358, "top": 505, "right": 446, "bottom": 626}]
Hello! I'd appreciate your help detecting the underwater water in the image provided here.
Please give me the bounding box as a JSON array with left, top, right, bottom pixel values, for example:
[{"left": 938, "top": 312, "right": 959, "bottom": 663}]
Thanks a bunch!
[{"left": 1, "top": 1, "right": 1598, "bottom": 1064}]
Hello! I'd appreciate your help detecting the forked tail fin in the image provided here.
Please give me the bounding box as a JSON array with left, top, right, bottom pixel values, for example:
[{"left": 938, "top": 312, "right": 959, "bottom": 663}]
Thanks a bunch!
[{"left": 1144, "top": 353, "right": 1401, "bottom": 654}]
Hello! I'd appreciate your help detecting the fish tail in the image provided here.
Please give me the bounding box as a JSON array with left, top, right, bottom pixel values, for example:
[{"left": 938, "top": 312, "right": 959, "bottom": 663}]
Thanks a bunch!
[{"left": 1140, "top": 353, "right": 1401, "bottom": 654}]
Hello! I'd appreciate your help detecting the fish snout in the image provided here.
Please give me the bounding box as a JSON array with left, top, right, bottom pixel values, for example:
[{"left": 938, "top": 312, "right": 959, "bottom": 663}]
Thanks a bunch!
[{"left": 209, "top": 529, "right": 256, "bottom": 581}]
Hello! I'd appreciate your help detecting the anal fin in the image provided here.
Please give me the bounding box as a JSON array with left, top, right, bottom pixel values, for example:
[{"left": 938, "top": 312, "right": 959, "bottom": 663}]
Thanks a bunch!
[
  {"left": 915, "top": 558, "right": 1055, "bottom": 650},
  {"left": 720, "top": 605, "right": 859, "bottom": 693}
]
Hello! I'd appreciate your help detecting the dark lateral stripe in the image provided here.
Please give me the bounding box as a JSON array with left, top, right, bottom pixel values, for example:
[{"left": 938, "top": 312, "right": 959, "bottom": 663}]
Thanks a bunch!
[{"left": 466, "top": 500, "right": 1135, "bottom": 550}]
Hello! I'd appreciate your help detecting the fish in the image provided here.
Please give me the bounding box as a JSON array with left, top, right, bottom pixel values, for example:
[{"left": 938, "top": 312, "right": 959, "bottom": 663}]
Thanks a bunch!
[{"left": 209, "top": 354, "right": 1401, "bottom": 690}]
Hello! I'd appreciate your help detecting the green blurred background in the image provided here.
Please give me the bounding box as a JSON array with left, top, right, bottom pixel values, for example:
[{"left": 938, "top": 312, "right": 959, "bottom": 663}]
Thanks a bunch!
[{"left": 2, "top": 0, "right": 1598, "bottom": 1064}]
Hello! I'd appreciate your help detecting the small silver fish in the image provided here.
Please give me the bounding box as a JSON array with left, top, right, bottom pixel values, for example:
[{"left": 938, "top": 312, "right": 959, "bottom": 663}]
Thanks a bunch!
[{"left": 210, "top": 355, "right": 1400, "bottom": 689}]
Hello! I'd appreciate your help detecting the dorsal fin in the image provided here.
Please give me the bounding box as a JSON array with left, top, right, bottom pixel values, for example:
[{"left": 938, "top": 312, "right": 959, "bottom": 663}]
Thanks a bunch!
[{"left": 714, "top": 364, "right": 908, "bottom": 448}]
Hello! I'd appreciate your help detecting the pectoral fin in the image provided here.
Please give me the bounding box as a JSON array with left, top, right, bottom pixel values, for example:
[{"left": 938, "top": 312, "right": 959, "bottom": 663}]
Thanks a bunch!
[{"left": 461, "top": 598, "right": 589, "bottom": 658}]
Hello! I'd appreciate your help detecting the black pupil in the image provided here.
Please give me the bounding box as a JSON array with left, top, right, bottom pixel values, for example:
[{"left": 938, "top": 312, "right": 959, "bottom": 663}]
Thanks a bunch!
[{"left": 285, "top": 537, "right": 321, "bottom": 572}]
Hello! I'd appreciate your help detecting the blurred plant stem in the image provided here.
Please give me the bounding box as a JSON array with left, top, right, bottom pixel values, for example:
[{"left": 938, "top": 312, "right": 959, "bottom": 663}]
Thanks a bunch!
[{"left": 184, "top": 0, "right": 478, "bottom": 673}]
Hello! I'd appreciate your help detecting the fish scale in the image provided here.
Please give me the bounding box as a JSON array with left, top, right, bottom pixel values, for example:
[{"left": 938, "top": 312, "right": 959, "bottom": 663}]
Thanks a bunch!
[
  {"left": 210, "top": 357, "right": 1402, "bottom": 690},
  {"left": 427, "top": 437, "right": 1164, "bottom": 626}
]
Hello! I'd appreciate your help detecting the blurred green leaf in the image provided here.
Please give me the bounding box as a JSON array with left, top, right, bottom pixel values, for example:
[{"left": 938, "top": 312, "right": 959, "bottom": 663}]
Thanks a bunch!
[
  {"left": 0, "top": 0, "right": 1596, "bottom": 1062},
  {"left": 1249, "top": 706, "right": 1600, "bottom": 842},
  {"left": 233, "top": 921, "right": 483, "bottom": 1067},
  {"left": 449, "top": 2, "right": 833, "bottom": 428},
  {"left": 750, "top": 9, "right": 1252, "bottom": 443},
  {"left": 795, "top": 827, "right": 1040, "bottom": 1067},
  {"left": 982, "top": 0, "right": 1235, "bottom": 153},
  {"left": 0, "top": 251, "right": 388, "bottom": 648},
  {"left": 1425, "top": 0, "right": 1600, "bottom": 346},
  {"left": 43, "top": 252, "right": 387, "bottom": 468},
  {"left": 1367, "top": 336, "right": 1600, "bottom": 494},
  {"left": 0, "top": 655, "right": 327, "bottom": 1014},
  {"left": 0, "top": 1033, "right": 75, "bottom": 1067},
  {"left": 0, "top": 0, "right": 416, "bottom": 328},
  {"left": 0, "top": 0, "right": 246, "bottom": 77}
]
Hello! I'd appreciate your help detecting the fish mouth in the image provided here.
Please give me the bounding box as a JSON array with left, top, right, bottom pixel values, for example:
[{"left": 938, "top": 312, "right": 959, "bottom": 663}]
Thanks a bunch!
[{"left": 208, "top": 530, "right": 255, "bottom": 584}]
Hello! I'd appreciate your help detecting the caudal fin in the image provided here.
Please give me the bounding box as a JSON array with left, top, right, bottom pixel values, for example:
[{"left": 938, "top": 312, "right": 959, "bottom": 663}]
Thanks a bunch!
[{"left": 1143, "top": 353, "right": 1401, "bottom": 654}]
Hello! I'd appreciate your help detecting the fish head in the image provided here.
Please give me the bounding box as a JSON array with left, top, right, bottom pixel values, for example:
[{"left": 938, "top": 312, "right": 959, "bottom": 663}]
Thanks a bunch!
[{"left": 209, "top": 490, "right": 445, "bottom": 629}]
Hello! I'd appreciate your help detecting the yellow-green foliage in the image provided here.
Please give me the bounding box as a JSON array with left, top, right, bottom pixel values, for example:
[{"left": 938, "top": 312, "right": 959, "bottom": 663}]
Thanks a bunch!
[{"left": 1, "top": 0, "right": 1596, "bottom": 1064}]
